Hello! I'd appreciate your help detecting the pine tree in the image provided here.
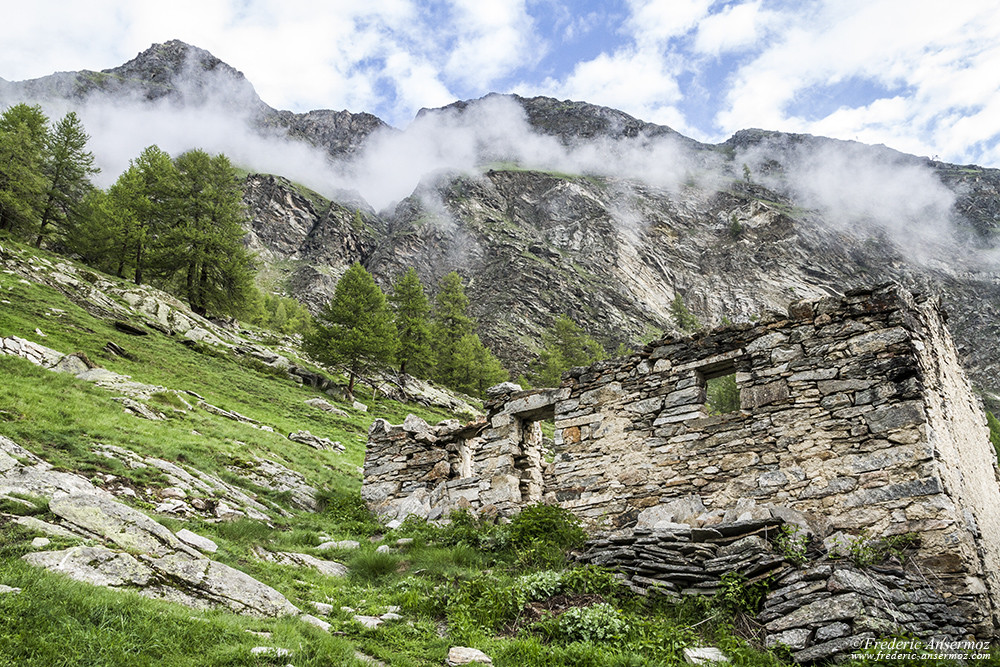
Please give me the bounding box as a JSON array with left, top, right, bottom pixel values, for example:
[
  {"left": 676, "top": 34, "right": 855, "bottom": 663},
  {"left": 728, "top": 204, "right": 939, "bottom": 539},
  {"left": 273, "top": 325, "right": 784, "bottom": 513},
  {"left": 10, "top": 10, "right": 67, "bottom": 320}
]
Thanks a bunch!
[
  {"left": 431, "top": 271, "right": 475, "bottom": 387},
  {"left": 123, "top": 145, "right": 177, "bottom": 285},
  {"left": 0, "top": 104, "right": 49, "bottom": 235},
  {"left": 389, "top": 267, "right": 434, "bottom": 377},
  {"left": 304, "top": 262, "right": 398, "bottom": 399},
  {"left": 35, "top": 111, "right": 98, "bottom": 247},
  {"left": 160, "top": 150, "right": 254, "bottom": 317},
  {"left": 429, "top": 271, "right": 508, "bottom": 396},
  {"left": 529, "top": 314, "right": 606, "bottom": 387}
]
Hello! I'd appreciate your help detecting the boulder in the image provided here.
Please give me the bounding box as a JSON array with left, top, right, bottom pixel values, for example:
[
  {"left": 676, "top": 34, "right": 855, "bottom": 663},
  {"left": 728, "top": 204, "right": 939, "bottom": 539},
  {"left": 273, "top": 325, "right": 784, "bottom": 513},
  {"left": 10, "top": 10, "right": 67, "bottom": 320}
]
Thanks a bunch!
[
  {"left": 288, "top": 430, "right": 345, "bottom": 452},
  {"left": 682, "top": 647, "right": 728, "bottom": 665},
  {"left": 636, "top": 494, "right": 707, "bottom": 528},
  {"left": 446, "top": 646, "right": 493, "bottom": 665},
  {"left": 49, "top": 494, "right": 197, "bottom": 558},
  {"left": 304, "top": 398, "right": 349, "bottom": 417},
  {"left": 176, "top": 529, "right": 218, "bottom": 554}
]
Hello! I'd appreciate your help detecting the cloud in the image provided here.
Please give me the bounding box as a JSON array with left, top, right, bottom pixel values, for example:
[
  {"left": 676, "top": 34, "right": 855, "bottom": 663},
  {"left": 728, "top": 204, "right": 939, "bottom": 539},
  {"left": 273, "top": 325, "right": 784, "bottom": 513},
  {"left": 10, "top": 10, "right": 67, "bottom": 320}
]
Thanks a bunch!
[
  {"left": 692, "top": 1, "right": 773, "bottom": 56},
  {"left": 714, "top": 1, "right": 1000, "bottom": 164},
  {"left": 736, "top": 136, "right": 960, "bottom": 263},
  {"left": 443, "top": 0, "right": 539, "bottom": 88},
  {"left": 338, "top": 94, "right": 706, "bottom": 209}
]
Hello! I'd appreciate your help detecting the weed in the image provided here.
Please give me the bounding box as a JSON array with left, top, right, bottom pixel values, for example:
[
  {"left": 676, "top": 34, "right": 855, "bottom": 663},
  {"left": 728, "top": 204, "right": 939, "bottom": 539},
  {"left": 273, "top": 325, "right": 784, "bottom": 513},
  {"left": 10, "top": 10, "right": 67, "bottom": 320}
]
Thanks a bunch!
[
  {"left": 349, "top": 550, "right": 402, "bottom": 583},
  {"left": 773, "top": 524, "right": 809, "bottom": 565}
]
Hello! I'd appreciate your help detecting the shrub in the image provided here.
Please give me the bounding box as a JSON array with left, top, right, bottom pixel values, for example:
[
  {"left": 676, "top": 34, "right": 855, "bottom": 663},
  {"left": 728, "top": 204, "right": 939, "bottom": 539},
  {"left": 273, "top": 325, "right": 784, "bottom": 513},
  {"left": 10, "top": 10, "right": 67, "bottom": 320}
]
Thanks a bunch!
[
  {"left": 508, "top": 503, "right": 586, "bottom": 552},
  {"left": 316, "top": 490, "right": 378, "bottom": 533},
  {"left": 556, "top": 603, "right": 630, "bottom": 643}
]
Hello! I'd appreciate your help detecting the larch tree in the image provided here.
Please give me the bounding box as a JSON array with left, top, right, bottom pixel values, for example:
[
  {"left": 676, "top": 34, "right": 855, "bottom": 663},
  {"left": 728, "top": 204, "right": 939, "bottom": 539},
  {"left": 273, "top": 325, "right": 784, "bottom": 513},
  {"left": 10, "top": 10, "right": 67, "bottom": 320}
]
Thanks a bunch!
[
  {"left": 389, "top": 267, "right": 434, "bottom": 377},
  {"left": 162, "top": 150, "right": 254, "bottom": 317},
  {"left": 35, "top": 111, "right": 98, "bottom": 247},
  {"left": 304, "top": 262, "right": 398, "bottom": 400},
  {"left": 529, "top": 314, "right": 606, "bottom": 387},
  {"left": 0, "top": 104, "right": 49, "bottom": 235},
  {"left": 430, "top": 271, "right": 508, "bottom": 396}
]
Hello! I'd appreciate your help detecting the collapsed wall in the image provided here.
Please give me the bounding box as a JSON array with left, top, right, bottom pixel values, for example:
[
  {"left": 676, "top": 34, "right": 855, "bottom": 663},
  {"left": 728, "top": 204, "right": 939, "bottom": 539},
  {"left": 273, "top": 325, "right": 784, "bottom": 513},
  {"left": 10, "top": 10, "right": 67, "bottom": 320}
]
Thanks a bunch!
[{"left": 364, "top": 284, "right": 1000, "bottom": 649}]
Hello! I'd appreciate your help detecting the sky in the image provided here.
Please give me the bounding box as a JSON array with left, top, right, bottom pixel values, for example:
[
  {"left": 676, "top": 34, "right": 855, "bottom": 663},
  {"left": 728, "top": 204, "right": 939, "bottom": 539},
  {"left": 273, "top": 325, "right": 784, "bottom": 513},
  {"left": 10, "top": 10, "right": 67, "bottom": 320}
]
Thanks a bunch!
[{"left": 2, "top": 0, "right": 1000, "bottom": 167}]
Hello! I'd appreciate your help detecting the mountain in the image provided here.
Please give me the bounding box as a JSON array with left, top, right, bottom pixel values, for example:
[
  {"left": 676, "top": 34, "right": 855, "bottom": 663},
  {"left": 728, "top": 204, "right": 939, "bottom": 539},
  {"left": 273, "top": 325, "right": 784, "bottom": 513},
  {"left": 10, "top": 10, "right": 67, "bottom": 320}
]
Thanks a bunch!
[
  {"left": 0, "top": 40, "right": 386, "bottom": 157},
  {"left": 4, "top": 41, "right": 1000, "bottom": 404}
]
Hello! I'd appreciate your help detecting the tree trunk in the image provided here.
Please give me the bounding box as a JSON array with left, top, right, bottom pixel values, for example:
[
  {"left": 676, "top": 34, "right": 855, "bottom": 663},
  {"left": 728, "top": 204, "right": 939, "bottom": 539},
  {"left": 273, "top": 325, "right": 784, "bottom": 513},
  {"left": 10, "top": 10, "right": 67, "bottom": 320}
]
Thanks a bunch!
[
  {"left": 134, "top": 241, "right": 143, "bottom": 285},
  {"left": 347, "top": 372, "right": 356, "bottom": 402}
]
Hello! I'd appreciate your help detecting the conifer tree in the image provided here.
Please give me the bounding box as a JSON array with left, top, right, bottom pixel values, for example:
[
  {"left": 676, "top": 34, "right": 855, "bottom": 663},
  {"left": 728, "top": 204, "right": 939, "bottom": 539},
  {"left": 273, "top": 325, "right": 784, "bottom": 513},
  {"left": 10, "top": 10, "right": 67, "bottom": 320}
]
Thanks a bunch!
[
  {"left": 124, "top": 145, "right": 177, "bottom": 285},
  {"left": 430, "top": 271, "right": 508, "bottom": 396},
  {"left": 0, "top": 104, "right": 49, "bottom": 235},
  {"left": 304, "top": 262, "right": 398, "bottom": 399},
  {"left": 529, "top": 314, "right": 605, "bottom": 387},
  {"left": 451, "top": 333, "right": 509, "bottom": 397},
  {"left": 160, "top": 150, "right": 254, "bottom": 317},
  {"left": 431, "top": 271, "right": 475, "bottom": 387},
  {"left": 389, "top": 267, "right": 434, "bottom": 377},
  {"left": 35, "top": 111, "right": 98, "bottom": 247}
]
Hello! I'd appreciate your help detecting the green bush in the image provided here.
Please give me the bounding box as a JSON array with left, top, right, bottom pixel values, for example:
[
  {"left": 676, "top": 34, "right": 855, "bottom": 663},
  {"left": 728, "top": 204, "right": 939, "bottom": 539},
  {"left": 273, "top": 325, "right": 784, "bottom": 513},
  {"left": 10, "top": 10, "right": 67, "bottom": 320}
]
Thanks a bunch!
[
  {"left": 555, "top": 603, "right": 630, "bottom": 643},
  {"left": 316, "top": 490, "right": 378, "bottom": 533},
  {"left": 508, "top": 503, "right": 586, "bottom": 552}
]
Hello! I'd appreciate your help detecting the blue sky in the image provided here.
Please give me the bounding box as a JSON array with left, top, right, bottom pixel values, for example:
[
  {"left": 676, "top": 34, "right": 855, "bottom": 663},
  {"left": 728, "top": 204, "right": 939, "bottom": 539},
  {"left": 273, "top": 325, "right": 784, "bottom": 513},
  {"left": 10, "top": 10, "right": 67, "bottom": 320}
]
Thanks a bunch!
[{"left": 3, "top": 0, "right": 1000, "bottom": 166}]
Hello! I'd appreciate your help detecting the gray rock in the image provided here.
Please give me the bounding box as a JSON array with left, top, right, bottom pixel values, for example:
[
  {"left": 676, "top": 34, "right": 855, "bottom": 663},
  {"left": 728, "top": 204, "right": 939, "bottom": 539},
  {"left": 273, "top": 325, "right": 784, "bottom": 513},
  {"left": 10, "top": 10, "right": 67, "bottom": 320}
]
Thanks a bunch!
[
  {"left": 486, "top": 382, "right": 522, "bottom": 398},
  {"left": 311, "top": 601, "right": 334, "bottom": 615},
  {"left": 402, "top": 414, "right": 431, "bottom": 433},
  {"left": 300, "top": 613, "right": 331, "bottom": 631},
  {"left": 682, "top": 647, "right": 728, "bottom": 664},
  {"left": 0, "top": 584, "right": 22, "bottom": 595},
  {"left": 144, "top": 552, "right": 300, "bottom": 617},
  {"left": 446, "top": 646, "right": 493, "bottom": 665},
  {"left": 30, "top": 537, "right": 50, "bottom": 548},
  {"left": 354, "top": 615, "right": 383, "bottom": 629},
  {"left": 255, "top": 549, "right": 348, "bottom": 577},
  {"left": 317, "top": 540, "right": 360, "bottom": 551},
  {"left": 176, "top": 529, "right": 218, "bottom": 554},
  {"left": 765, "top": 593, "right": 866, "bottom": 632},
  {"left": 250, "top": 647, "right": 291, "bottom": 658},
  {"left": 288, "top": 430, "right": 346, "bottom": 452},
  {"left": 11, "top": 516, "right": 79, "bottom": 539},
  {"left": 636, "top": 494, "right": 707, "bottom": 529},
  {"left": 814, "top": 622, "right": 851, "bottom": 641},
  {"left": 49, "top": 493, "right": 196, "bottom": 558},
  {"left": 352, "top": 401, "right": 369, "bottom": 412},
  {"left": 765, "top": 627, "right": 811, "bottom": 650}
]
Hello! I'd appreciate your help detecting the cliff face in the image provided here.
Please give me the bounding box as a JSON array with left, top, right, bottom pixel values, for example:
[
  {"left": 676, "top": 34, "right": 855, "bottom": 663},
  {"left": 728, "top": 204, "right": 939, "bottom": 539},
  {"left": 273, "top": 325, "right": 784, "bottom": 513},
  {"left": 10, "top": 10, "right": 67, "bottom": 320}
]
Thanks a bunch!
[{"left": 244, "top": 163, "right": 1000, "bottom": 402}]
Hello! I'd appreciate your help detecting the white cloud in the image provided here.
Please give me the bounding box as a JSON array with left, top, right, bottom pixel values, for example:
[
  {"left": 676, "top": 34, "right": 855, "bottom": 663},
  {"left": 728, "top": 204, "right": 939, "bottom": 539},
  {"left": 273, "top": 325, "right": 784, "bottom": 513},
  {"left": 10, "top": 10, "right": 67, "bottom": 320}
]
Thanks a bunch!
[
  {"left": 693, "top": 1, "right": 773, "bottom": 56},
  {"left": 625, "top": 0, "right": 711, "bottom": 48},
  {"left": 444, "top": 0, "right": 539, "bottom": 88},
  {"left": 714, "top": 1, "right": 1000, "bottom": 163}
]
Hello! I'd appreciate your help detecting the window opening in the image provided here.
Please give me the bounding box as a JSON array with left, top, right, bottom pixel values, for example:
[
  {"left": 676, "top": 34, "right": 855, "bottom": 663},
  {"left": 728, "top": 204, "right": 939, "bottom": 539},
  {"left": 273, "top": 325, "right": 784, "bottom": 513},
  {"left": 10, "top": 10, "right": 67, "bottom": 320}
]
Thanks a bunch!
[{"left": 700, "top": 359, "right": 740, "bottom": 415}]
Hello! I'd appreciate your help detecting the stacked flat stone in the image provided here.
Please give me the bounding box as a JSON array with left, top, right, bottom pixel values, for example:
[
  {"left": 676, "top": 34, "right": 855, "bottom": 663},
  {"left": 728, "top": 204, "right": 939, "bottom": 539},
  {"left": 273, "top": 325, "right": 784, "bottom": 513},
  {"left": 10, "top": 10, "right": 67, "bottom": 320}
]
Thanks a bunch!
[{"left": 578, "top": 519, "right": 788, "bottom": 597}]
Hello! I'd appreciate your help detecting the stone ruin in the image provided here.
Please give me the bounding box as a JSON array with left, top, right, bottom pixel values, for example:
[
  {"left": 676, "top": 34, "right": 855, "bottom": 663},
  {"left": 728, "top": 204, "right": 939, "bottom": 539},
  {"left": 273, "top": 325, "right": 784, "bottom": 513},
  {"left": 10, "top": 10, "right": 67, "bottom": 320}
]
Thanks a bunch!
[{"left": 364, "top": 284, "right": 1000, "bottom": 658}]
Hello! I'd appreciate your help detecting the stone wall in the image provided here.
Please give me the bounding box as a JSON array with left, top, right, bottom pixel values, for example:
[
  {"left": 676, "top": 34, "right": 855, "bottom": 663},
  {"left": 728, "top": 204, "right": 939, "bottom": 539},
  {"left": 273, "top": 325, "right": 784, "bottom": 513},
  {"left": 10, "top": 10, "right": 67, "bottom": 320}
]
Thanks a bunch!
[{"left": 364, "top": 284, "right": 1000, "bottom": 644}]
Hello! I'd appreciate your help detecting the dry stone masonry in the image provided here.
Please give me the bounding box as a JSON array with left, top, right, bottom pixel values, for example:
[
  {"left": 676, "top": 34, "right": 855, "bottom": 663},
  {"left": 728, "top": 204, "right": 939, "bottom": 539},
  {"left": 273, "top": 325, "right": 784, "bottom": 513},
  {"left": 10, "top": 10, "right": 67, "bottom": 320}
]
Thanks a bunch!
[{"left": 365, "top": 284, "right": 1000, "bottom": 654}]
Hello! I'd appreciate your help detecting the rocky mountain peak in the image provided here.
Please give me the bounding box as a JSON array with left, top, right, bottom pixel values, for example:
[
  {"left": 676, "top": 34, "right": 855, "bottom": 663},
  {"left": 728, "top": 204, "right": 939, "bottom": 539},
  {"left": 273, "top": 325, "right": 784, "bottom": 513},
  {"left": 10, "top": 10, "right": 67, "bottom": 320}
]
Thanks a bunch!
[
  {"left": 419, "top": 92, "right": 703, "bottom": 147},
  {"left": 106, "top": 40, "right": 243, "bottom": 86}
]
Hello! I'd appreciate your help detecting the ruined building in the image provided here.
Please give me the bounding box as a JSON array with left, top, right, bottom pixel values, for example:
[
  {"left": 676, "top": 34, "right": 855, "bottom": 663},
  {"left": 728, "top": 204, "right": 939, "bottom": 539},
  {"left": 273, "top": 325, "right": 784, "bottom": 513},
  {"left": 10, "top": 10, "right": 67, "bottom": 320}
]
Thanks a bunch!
[{"left": 364, "top": 284, "right": 1000, "bottom": 658}]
